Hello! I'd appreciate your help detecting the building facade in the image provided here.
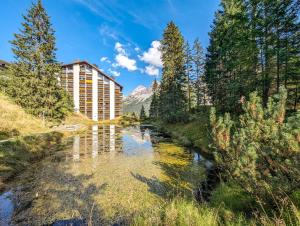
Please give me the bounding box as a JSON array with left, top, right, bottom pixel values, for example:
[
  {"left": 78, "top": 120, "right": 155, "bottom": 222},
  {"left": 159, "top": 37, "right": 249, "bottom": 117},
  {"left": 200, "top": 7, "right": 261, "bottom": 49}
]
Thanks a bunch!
[{"left": 60, "top": 61, "right": 122, "bottom": 121}]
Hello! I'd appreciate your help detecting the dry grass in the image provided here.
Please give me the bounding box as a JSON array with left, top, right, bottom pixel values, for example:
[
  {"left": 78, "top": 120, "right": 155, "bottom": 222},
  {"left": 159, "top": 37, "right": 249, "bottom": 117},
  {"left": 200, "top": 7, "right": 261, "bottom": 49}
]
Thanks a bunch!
[
  {"left": 0, "top": 93, "right": 50, "bottom": 139},
  {"left": 63, "top": 112, "right": 94, "bottom": 125}
]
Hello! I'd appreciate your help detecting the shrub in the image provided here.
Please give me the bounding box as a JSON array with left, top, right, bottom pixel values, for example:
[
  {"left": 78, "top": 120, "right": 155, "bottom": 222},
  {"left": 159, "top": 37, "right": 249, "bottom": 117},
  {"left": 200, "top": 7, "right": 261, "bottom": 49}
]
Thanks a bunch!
[{"left": 210, "top": 87, "right": 300, "bottom": 209}]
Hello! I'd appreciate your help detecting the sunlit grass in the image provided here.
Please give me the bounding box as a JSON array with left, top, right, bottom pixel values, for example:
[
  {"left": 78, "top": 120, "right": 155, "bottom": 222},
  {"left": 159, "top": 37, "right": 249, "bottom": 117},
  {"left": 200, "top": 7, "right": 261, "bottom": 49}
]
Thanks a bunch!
[{"left": 0, "top": 93, "right": 50, "bottom": 139}]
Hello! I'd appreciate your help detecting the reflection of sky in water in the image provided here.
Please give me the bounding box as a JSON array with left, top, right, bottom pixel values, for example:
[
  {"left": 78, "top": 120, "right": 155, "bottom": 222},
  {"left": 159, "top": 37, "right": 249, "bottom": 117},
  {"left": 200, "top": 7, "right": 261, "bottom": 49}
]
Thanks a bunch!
[
  {"left": 0, "top": 191, "right": 14, "bottom": 225},
  {"left": 122, "top": 133, "right": 153, "bottom": 156}
]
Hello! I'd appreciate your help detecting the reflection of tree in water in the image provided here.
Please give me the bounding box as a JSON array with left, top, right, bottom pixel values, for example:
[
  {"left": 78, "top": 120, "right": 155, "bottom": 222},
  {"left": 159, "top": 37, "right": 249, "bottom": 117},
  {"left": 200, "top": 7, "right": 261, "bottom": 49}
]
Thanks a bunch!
[
  {"left": 140, "top": 125, "right": 146, "bottom": 140},
  {"left": 145, "top": 125, "right": 171, "bottom": 145}
]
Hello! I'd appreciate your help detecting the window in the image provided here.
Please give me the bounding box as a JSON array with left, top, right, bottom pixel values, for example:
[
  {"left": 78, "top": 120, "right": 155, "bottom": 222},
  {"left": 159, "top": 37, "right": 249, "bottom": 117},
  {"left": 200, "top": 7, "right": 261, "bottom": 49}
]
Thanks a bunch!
[{"left": 80, "top": 65, "right": 85, "bottom": 72}]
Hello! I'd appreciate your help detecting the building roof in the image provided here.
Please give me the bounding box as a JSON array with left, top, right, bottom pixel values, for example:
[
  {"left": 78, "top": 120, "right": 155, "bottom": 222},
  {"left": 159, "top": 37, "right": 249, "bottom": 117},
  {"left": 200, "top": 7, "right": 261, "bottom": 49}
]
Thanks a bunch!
[
  {"left": 62, "top": 60, "right": 123, "bottom": 89},
  {"left": 0, "top": 60, "right": 10, "bottom": 66}
]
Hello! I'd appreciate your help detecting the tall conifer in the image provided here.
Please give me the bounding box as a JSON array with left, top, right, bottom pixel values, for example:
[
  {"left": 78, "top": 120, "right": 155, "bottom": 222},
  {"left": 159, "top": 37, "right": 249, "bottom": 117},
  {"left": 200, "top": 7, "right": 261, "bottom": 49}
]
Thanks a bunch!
[
  {"left": 149, "top": 79, "right": 159, "bottom": 119},
  {"left": 192, "top": 38, "right": 206, "bottom": 109},
  {"left": 159, "top": 22, "right": 187, "bottom": 122},
  {"left": 140, "top": 105, "right": 147, "bottom": 121},
  {"left": 8, "top": 0, "right": 72, "bottom": 120}
]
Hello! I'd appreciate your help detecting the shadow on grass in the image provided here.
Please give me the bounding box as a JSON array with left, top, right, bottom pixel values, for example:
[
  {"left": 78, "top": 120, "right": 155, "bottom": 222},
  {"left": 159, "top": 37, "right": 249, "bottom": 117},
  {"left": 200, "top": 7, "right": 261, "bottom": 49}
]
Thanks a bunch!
[
  {"left": 10, "top": 163, "right": 108, "bottom": 225},
  {"left": 131, "top": 155, "right": 205, "bottom": 201}
]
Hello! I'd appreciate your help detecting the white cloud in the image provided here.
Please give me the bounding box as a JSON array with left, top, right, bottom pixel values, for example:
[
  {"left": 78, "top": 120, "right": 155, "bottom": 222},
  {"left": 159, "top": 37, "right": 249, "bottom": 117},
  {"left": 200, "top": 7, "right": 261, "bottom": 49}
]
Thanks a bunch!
[
  {"left": 112, "top": 62, "right": 118, "bottom": 68},
  {"left": 100, "top": 57, "right": 108, "bottom": 62},
  {"left": 100, "top": 57, "right": 111, "bottom": 64},
  {"left": 134, "top": 47, "right": 140, "bottom": 52},
  {"left": 109, "top": 69, "right": 120, "bottom": 77},
  {"left": 139, "top": 41, "right": 162, "bottom": 68},
  {"left": 145, "top": 65, "right": 159, "bottom": 76},
  {"left": 115, "top": 54, "right": 137, "bottom": 71},
  {"left": 114, "top": 42, "right": 137, "bottom": 71},
  {"left": 99, "top": 24, "right": 118, "bottom": 41},
  {"left": 115, "top": 42, "right": 125, "bottom": 54}
]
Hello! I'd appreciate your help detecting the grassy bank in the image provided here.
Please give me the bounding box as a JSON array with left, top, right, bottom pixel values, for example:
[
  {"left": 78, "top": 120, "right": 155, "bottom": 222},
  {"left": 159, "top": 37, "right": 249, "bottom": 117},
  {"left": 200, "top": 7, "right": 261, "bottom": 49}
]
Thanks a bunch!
[
  {"left": 0, "top": 93, "right": 50, "bottom": 140},
  {"left": 152, "top": 111, "right": 211, "bottom": 153},
  {"left": 0, "top": 93, "right": 92, "bottom": 190},
  {"left": 145, "top": 111, "right": 300, "bottom": 225},
  {"left": 132, "top": 183, "right": 300, "bottom": 225}
]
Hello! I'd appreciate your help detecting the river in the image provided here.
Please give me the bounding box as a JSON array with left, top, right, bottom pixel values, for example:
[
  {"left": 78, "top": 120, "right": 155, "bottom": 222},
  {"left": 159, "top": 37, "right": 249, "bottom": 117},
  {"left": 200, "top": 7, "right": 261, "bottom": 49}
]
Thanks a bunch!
[{"left": 0, "top": 125, "right": 211, "bottom": 225}]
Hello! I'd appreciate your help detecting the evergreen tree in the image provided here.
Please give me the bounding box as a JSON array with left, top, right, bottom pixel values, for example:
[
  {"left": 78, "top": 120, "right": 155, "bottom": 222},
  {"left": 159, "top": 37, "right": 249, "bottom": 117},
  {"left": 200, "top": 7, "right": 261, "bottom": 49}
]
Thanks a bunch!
[
  {"left": 149, "top": 79, "right": 159, "bottom": 119},
  {"left": 184, "top": 41, "right": 194, "bottom": 112},
  {"left": 140, "top": 105, "right": 147, "bottom": 121},
  {"left": 205, "top": 0, "right": 299, "bottom": 113},
  {"left": 210, "top": 87, "right": 300, "bottom": 208},
  {"left": 205, "top": 0, "right": 255, "bottom": 113},
  {"left": 248, "top": 0, "right": 300, "bottom": 109},
  {"left": 8, "top": 0, "right": 72, "bottom": 120},
  {"left": 159, "top": 22, "right": 187, "bottom": 122},
  {"left": 192, "top": 38, "right": 206, "bottom": 109}
]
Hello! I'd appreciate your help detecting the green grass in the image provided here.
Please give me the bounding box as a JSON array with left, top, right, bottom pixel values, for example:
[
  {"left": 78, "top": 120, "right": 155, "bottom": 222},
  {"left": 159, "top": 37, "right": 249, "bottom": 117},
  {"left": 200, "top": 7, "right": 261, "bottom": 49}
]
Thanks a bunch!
[
  {"left": 154, "top": 111, "right": 211, "bottom": 153},
  {"left": 131, "top": 183, "right": 299, "bottom": 226},
  {"left": 132, "top": 198, "right": 219, "bottom": 226},
  {"left": 131, "top": 197, "right": 258, "bottom": 226},
  {"left": 210, "top": 183, "right": 255, "bottom": 213},
  {"left": 118, "top": 114, "right": 140, "bottom": 126}
]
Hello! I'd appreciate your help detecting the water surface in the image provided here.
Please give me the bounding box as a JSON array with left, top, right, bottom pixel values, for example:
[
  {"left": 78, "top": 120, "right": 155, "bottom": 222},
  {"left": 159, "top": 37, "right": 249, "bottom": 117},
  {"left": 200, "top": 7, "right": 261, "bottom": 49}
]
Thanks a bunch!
[{"left": 0, "top": 125, "right": 209, "bottom": 225}]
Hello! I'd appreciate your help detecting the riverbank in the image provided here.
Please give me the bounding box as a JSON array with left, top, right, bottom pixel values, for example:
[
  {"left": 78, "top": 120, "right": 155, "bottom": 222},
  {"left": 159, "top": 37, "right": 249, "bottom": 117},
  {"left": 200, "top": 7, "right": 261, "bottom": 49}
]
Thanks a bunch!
[
  {"left": 151, "top": 111, "right": 211, "bottom": 155},
  {"left": 145, "top": 114, "right": 300, "bottom": 226}
]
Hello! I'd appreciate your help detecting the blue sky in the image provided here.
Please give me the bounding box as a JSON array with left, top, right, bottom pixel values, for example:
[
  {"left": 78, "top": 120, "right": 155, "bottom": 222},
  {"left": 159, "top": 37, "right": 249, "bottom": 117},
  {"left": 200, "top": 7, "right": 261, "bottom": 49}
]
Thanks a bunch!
[{"left": 0, "top": 0, "right": 219, "bottom": 95}]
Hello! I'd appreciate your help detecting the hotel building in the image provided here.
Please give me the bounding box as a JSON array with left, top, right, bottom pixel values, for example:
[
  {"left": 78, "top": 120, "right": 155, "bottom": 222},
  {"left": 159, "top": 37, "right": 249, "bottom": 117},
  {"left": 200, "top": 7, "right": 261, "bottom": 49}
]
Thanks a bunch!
[{"left": 60, "top": 61, "right": 123, "bottom": 121}]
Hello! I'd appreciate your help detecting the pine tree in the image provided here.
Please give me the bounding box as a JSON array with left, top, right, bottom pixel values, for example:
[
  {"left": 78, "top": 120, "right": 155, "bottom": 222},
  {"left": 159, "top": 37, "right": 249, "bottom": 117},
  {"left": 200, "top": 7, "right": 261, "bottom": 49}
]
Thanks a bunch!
[
  {"left": 149, "top": 79, "right": 159, "bottom": 119},
  {"left": 159, "top": 22, "right": 187, "bottom": 122},
  {"left": 184, "top": 41, "right": 194, "bottom": 112},
  {"left": 140, "top": 105, "right": 147, "bottom": 121},
  {"left": 210, "top": 86, "right": 300, "bottom": 208},
  {"left": 250, "top": 0, "right": 300, "bottom": 109},
  {"left": 8, "top": 0, "right": 72, "bottom": 120},
  {"left": 205, "top": 0, "right": 299, "bottom": 113},
  {"left": 205, "top": 0, "right": 255, "bottom": 113},
  {"left": 192, "top": 38, "right": 206, "bottom": 109}
]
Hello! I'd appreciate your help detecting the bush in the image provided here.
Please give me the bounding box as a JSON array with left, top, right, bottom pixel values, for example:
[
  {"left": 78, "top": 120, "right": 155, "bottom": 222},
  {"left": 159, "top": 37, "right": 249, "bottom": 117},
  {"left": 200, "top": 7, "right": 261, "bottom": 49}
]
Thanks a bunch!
[{"left": 210, "top": 87, "right": 300, "bottom": 209}]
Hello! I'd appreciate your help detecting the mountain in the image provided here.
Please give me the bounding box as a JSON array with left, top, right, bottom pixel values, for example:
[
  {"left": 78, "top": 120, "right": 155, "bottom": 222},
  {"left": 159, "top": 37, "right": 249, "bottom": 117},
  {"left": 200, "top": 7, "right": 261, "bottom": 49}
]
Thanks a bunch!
[{"left": 123, "top": 85, "right": 153, "bottom": 116}]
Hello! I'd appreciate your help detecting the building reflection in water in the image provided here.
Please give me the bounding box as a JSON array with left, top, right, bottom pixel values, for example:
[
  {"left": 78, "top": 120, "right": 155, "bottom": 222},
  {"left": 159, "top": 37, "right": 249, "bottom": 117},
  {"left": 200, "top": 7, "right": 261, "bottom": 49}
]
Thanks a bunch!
[
  {"left": 71, "top": 125, "right": 122, "bottom": 161},
  {"left": 92, "top": 125, "right": 98, "bottom": 158}
]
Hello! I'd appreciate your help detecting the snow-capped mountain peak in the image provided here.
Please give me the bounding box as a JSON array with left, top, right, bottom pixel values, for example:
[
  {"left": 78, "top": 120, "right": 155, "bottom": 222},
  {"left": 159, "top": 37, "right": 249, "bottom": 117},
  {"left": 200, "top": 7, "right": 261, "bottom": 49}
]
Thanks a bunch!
[
  {"left": 127, "top": 85, "right": 152, "bottom": 102},
  {"left": 123, "top": 85, "right": 153, "bottom": 115},
  {"left": 131, "top": 85, "right": 150, "bottom": 96}
]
